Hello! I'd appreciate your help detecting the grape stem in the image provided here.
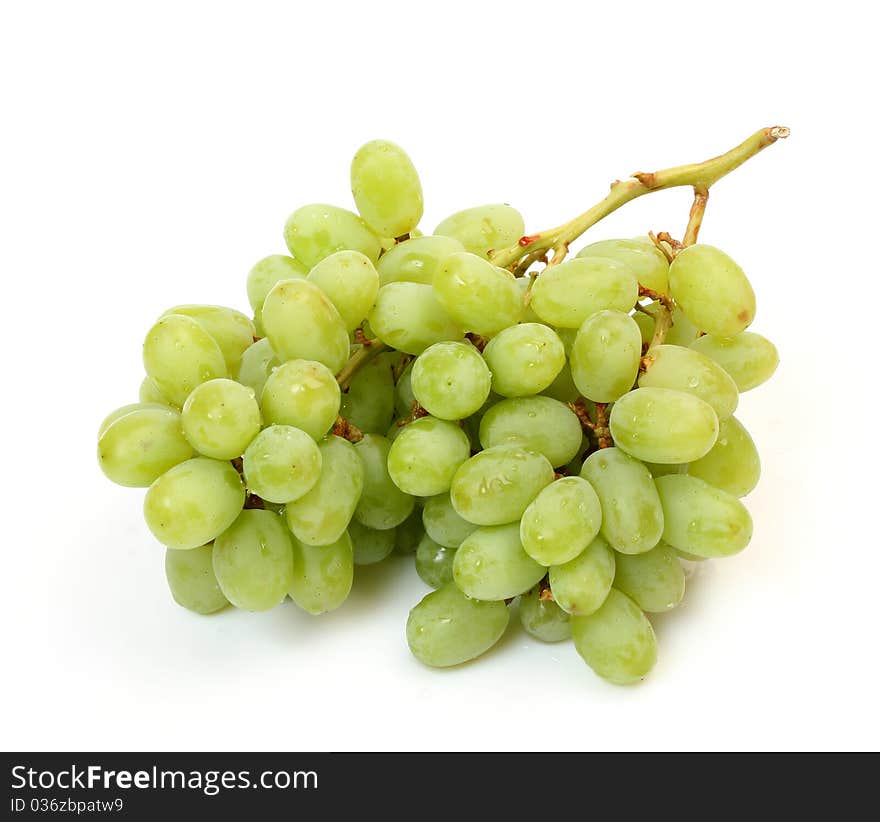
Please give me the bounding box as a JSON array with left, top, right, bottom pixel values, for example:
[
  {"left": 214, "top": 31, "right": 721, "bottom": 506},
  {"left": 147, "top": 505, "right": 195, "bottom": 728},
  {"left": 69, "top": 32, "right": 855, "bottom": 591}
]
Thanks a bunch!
[
  {"left": 683, "top": 188, "right": 709, "bottom": 247},
  {"left": 331, "top": 415, "right": 364, "bottom": 443},
  {"left": 336, "top": 340, "right": 387, "bottom": 389},
  {"left": 492, "top": 125, "right": 789, "bottom": 270}
]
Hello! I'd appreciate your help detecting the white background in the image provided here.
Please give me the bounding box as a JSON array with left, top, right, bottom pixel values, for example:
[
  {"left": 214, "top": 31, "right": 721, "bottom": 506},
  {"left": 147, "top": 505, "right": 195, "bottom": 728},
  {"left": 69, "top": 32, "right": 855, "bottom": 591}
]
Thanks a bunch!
[{"left": 2, "top": 0, "right": 877, "bottom": 752}]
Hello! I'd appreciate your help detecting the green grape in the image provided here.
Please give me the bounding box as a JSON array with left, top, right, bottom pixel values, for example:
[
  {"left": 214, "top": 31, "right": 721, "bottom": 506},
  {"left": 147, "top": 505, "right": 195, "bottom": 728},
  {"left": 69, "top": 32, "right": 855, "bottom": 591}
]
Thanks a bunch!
[
  {"left": 554, "top": 326, "right": 578, "bottom": 356},
  {"left": 387, "top": 416, "right": 471, "bottom": 496},
  {"left": 407, "top": 583, "right": 510, "bottom": 668},
  {"left": 450, "top": 444, "right": 554, "bottom": 526},
  {"left": 518, "top": 587, "right": 571, "bottom": 642},
  {"left": 639, "top": 344, "right": 739, "bottom": 419},
  {"left": 415, "top": 534, "right": 456, "bottom": 589},
  {"left": 288, "top": 531, "right": 354, "bottom": 615},
  {"left": 164, "top": 544, "right": 229, "bottom": 615},
  {"left": 453, "top": 522, "right": 545, "bottom": 600},
  {"left": 143, "top": 314, "right": 227, "bottom": 407},
  {"left": 410, "top": 341, "right": 491, "bottom": 420},
  {"left": 242, "top": 425, "right": 322, "bottom": 504},
  {"left": 394, "top": 507, "right": 425, "bottom": 554},
  {"left": 350, "top": 139, "right": 424, "bottom": 237},
  {"left": 261, "top": 359, "right": 341, "bottom": 440},
  {"left": 576, "top": 237, "right": 670, "bottom": 293},
  {"left": 261, "top": 279, "right": 350, "bottom": 374},
  {"left": 570, "top": 588, "right": 657, "bottom": 685},
  {"left": 307, "top": 250, "right": 380, "bottom": 332},
  {"left": 530, "top": 257, "right": 638, "bottom": 328},
  {"left": 394, "top": 358, "right": 416, "bottom": 417},
  {"left": 668, "top": 244, "right": 756, "bottom": 336},
  {"left": 368, "top": 282, "right": 463, "bottom": 355},
  {"left": 246, "top": 254, "right": 308, "bottom": 314},
  {"left": 548, "top": 535, "right": 615, "bottom": 615},
  {"left": 687, "top": 415, "right": 761, "bottom": 497},
  {"left": 181, "top": 378, "right": 261, "bottom": 460},
  {"left": 665, "top": 307, "right": 700, "bottom": 346},
  {"left": 478, "top": 396, "right": 582, "bottom": 468},
  {"left": 613, "top": 542, "right": 685, "bottom": 613},
  {"left": 98, "top": 402, "right": 170, "bottom": 437},
  {"left": 433, "top": 204, "right": 525, "bottom": 259},
  {"left": 609, "top": 387, "right": 719, "bottom": 464},
  {"left": 377, "top": 235, "right": 465, "bottom": 286},
  {"left": 340, "top": 351, "right": 396, "bottom": 433},
  {"left": 646, "top": 462, "right": 687, "bottom": 477},
  {"left": 139, "top": 377, "right": 172, "bottom": 406},
  {"left": 353, "top": 434, "right": 415, "bottom": 529},
  {"left": 144, "top": 457, "right": 244, "bottom": 550},
  {"left": 690, "top": 332, "right": 779, "bottom": 392},
  {"left": 348, "top": 519, "right": 396, "bottom": 565},
  {"left": 164, "top": 305, "right": 255, "bottom": 374},
  {"left": 284, "top": 436, "right": 364, "bottom": 546},
  {"left": 433, "top": 252, "right": 523, "bottom": 336},
  {"left": 98, "top": 406, "right": 195, "bottom": 487},
  {"left": 283, "top": 203, "right": 382, "bottom": 268},
  {"left": 633, "top": 311, "right": 655, "bottom": 345},
  {"left": 212, "top": 510, "right": 294, "bottom": 611},
  {"left": 235, "top": 338, "right": 279, "bottom": 397},
  {"left": 422, "top": 493, "right": 478, "bottom": 548},
  {"left": 540, "top": 360, "right": 579, "bottom": 404},
  {"left": 482, "top": 323, "right": 565, "bottom": 397},
  {"left": 570, "top": 310, "right": 642, "bottom": 403},
  {"left": 520, "top": 476, "right": 602, "bottom": 566},
  {"left": 655, "top": 474, "right": 753, "bottom": 557},
  {"left": 580, "top": 448, "right": 664, "bottom": 555},
  {"left": 514, "top": 277, "right": 543, "bottom": 323}
]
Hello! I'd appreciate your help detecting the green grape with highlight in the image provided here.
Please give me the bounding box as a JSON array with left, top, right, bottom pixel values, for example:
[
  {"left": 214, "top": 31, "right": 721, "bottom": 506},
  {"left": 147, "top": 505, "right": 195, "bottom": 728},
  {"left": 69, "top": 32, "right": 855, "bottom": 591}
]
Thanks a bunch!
[
  {"left": 613, "top": 542, "right": 685, "bottom": 613},
  {"left": 181, "top": 378, "right": 261, "bottom": 459},
  {"left": 519, "top": 587, "right": 571, "bottom": 642},
  {"left": 687, "top": 415, "right": 761, "bottom": 497},
  {"left": 307, "top": 250, "right": 380, "bottom": 332},
  {"left": 368, "top": 282, "right": 463, "bottom": 355},
  {"left": 576, "top": 237, "right": 669, "bottom": 293},
  {"left": 284, "top": 204, "right": 382, "bottom": 268},
  {"left": 482, "top": 323, "right": 565, "bottom": 397},
  {"left": 261, "top": 359, "right": 341, "bottom": 441},
  {"left": 387, "top": 416, "right": 471, "bottom": 497},
  {"left": 434, "top": 204, "right": 525, "bottom": 259},
  {"left": 415, "top": 534, "right": 457, "bottom": 589},
  {"left": 690, "top": 331, "right": 779, "bottom": 391},
  {"left": 242, "top": 425, "right": 322, "bottom": 504},
  {"left": 377, "top": 235, "right": 464, "bottom": 286},
  {"left": 288, "top": 531, "right": 354, "bottom": 615},
  {"left": 548, "top": 535, "right": 616, "bottom": 616},
  {"left": 247, "top": 254, "right": 308, "bottom": 315},
  {"left": 164, "top": 544, "right": 229, "bottom": 615},
  {"left": 410, "top": 341, "right": 491, "bottom": 420},
  {"left": 422, "top": 493, "right": 478, "bottom": 548},
  {"left": 235, "top": 338, "right": 279, "bottom": 398},
  {"left": 570, "top": 310, "right": 642, "bottom": 403}
]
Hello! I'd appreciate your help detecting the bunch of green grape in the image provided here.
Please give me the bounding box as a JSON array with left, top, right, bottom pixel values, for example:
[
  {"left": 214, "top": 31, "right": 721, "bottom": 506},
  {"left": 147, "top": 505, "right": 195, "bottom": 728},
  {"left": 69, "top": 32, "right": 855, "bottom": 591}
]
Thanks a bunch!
[{"left": 98, "top": 139, "right": 778, "bottom": 685}]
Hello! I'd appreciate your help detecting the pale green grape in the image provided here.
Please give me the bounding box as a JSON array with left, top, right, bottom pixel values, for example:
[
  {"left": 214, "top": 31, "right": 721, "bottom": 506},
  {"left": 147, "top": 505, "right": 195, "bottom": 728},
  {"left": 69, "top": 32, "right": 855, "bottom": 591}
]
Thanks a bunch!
[
  {"left": 242, "top": 425, "right": 322, "bottom": 504},
  {"left": 687, "top": 415, "right": 761, "bottom": 497},
  {"left": 353, "top": 434, "right": 415, "bottom": 529},
  {"left": 340, "top": 351, "right": 396, "bottom": 433},
  {"left": 514, "top": 277, "right": 542, "bottom": 323},
  {"left": 348, "top": 519, "right": 396, "bottom": 565},
  {"left": 351, "top": 139, "right": 423, "bottom": 237},
  {"left": 98, "top": 402, "right": 170, "bottom": 437},
  {"left": 478, "top": 396, "right": 582, "bottom": 467},
  {"left": 284, "top": 436, "right": 364, "bottom": 545},
  {"left": 387, "top": 416, "right": 471, "bottom": 496},
  {"left": 668, "top": 244, "right": 756, "bottom": 336},
  {"left": 450, "top": 444, "right": 554, "bottom": 526},
  {"left": 453, "top": 522, "right": 545, "bottom": 600},
  {"left": 143, "top": 314, "right": 227, "bottom": 407},
  {"left": 639, "top": 344, "right": 739, "bottom": 419},
  {"left": 235, "top": 338, "right": 279, "bottom": 397},
  {"left": 246, "top": 254, "right": 308, "bottom": 314},
  {"left": 570, "top": 310, "right": 642, "bottom": 402},
  {"left": 580, "top": 448, "right": 664, "bottom": 555},
  {"left": 609, "top": 387, "right": 719, "bottom": 464},
  {"left": 288, "top": 531, "right": 354, "bottom": 615},
  {"left": 665, "top": 307, "right": 700, "bottom": 346},
  {"left": 212, "top": 509, "right": 294, "bottom": 611},
  {"left": 410, "top": 341, "right": 491, "bottom": 420},
  {"left": 655, "top": 474, "right": 753, "bottom": 557},
  {"left": 98, "top": 406, "right": 195, "bottom": 487},
  {"left": 577, "top": 237, "right": 670, "bottom": 293},
  {"left": 368, "top": 282, "right": 463, "bottom": 355},
  {"left": 144, "top": 457, "right": 245, "bottom": 550},
  {"left": 164, "top": 305, "right": 255, "bottom": 374},
  {"left": 433, "top": 204, "right": 525, "bottom": 259},
  {"left": 407, "top": 583, "right": 510, "bottom": 667},
  {"left": 139, "top": 377, "right": 172, "bottom": 406},
  {"left": 520, "top": 476, "right": 602, "bottom": 566},
  {"left": 530, "top": 257, "right": 638, "bottom": 328},
  {"left": 394, "top": 508, "right": 425, "bottom": 554},
  {"left": 518, "top": 587, "right": 571, "bottom": 642},
  {"left": 377, "top": 235, "right": 464, "bottom": 286},
  {"left": 261, "top": 279, "right": 350, "bottom": 374},
  {"left": 283, "top": 203, "right": 382, "bottom": 268},
  {"left": 482, "top": 323, "right": 565, "bottom": 397},
  {"left": 571, "top": 588, "right": 657, "bottom": 685},
  {"left": 422, "top": 493, "right": 478, "bottom": 548},
  {"left": 690, "top": 332, "right": 779, "bottom": 391},
  {"left": 261, "top": 359, "right": 340, "bottom": 440},
  {"left": 181, "top": 379, "right": 261, "bottom": 459},
  {"left": 394, "top": 359, "right": 416, "bottom": 417},
  {"left": 613, "top": 542, "right": 685, "bottom": 613},
  {"left": 646, "top": 462, "right": 687, "bottom": 477},
  {"left": 307, "top": 250, "right": 380, "bottom": 332},
  {"left": 433, "top": 252, "right": 523, "bottom": 336},
  {"left": 415, "top": 534, "right": 456, "bottom": 589},
  {"left": 540, "top": 361, "right": 579, "bottom": 404},
  {"left": 165, "top": 544, "right": 229, "bottom": 615},
  {"left": 633, "top": 311, "right": 655, "bottom": 345},
  {"left": 548, "top": 535, "right": 615, "bottom": 615}
]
